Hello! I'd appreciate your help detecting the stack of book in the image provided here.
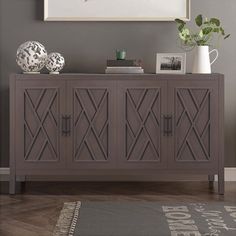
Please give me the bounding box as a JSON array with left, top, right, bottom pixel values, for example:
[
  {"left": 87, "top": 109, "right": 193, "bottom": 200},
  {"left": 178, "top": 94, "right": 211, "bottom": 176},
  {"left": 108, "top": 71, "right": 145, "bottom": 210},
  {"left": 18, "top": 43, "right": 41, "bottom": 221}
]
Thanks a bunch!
[{"left": 105, "top": 59, "right": 144, "bottom": 74}]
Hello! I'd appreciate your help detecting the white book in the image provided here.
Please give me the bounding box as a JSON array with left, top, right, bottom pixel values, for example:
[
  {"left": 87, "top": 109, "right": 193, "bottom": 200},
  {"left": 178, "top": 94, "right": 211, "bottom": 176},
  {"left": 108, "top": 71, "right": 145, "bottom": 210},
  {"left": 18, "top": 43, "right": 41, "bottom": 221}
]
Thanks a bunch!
[
  {"left": 105, "top": 67, "right": 144, "bottom": 74},
  {"left": 106, "top": 67, "right": 143, "bottom": 69}
]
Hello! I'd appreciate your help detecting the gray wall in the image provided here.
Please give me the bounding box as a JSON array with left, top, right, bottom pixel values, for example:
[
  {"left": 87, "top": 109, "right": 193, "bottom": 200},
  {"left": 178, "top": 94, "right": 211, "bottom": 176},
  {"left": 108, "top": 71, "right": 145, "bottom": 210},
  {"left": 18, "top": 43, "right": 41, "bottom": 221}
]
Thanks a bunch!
[{"left": 0, "top": 0, "right": 235, "bottom": 167}]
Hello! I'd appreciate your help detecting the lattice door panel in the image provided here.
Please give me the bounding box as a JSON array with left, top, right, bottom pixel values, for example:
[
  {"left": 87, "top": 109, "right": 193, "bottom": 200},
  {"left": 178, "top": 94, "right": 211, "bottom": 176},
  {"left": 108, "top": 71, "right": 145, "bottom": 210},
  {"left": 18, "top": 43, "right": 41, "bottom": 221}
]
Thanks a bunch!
[
  {"left": 73, "top": 88, "right": 110, "bottom": 162},
  {"left": 175, "top": 88, "right": 212, "bottom": 162},
  {"left": 125, "top": 88, "right": 161, "bottom": 162},
  {"left": 23, "top": 88, "right": 60, "bottom": 161}
]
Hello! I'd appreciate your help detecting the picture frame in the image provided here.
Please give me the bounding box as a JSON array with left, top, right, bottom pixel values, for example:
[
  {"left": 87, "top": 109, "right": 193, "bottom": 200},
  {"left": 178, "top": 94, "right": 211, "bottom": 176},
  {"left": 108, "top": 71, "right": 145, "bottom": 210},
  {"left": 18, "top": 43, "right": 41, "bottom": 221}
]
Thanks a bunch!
[
  {"left": 156, "top": 53, "right": 186, "bottom": 74},
  {"left": 44, "top": 0, "right": 191, "bottom": 22}
]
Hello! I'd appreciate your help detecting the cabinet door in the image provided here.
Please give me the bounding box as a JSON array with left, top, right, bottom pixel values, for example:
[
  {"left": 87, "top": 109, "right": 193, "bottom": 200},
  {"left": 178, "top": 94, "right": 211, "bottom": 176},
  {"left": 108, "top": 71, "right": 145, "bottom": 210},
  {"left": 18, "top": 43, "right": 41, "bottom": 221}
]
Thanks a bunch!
[
  {"left": 15, "top": 80, "right": 66, "bottom": 170},
  {"left": 168, "top": 80, "right": 219, "bottom": 170},
  {"left": 67, "top": 80, "right": 116, "bottom": 169},
  {"left": 117, "top": 80, "right": 168, "bottom": 169}
]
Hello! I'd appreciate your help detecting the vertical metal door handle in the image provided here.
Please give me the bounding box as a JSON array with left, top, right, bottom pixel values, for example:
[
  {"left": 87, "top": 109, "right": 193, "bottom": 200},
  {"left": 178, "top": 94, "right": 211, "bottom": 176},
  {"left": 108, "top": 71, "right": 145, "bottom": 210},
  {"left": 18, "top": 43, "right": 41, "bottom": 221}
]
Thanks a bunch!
[
  {"left": 62, "top": 115, "right": 72, "bottom": 137},
  {"left": 163, "top": 115, "right": 168, "bottom": 136},
  {"left": 166, "top": 115, "right": 173, "bottom": 136},
  {"left": 61, "top": 115, "right": 66, "bottom": 136},
  {"left": 65, "top": 115, "right": 68, "bottom": 136},
  {"left": 163, "top": 115, "right": 173, "bottom": 136},
  {"left": 67, "top": 115, "right": 71, "bottom": 136}
]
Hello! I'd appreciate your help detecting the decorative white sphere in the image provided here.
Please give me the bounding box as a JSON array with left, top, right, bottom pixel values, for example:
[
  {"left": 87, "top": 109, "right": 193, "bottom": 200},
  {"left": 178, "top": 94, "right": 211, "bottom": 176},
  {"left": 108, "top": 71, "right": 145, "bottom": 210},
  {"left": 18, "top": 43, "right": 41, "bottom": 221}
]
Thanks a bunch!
[
  {"left": 16, "top": 41, "right": 47, "bottom": 73},
  {"left": 46, "top": 52, "right": 65, "bottom": 74}
]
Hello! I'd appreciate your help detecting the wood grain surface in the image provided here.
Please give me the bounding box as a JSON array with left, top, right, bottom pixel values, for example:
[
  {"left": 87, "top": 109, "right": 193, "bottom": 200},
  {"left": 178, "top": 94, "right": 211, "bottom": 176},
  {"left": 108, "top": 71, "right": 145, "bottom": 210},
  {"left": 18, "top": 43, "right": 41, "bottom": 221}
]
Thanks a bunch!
[{"left": 1, "top": 181, "right": 236, "bottom": 236}]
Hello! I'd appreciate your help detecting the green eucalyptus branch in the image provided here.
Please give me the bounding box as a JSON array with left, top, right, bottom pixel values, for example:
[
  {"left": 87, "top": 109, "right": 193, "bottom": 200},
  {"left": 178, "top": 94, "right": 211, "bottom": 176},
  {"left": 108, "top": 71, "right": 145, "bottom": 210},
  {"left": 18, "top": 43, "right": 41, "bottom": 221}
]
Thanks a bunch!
[{"left": 175, "top": 14, "right": 230, "bottom": 49}]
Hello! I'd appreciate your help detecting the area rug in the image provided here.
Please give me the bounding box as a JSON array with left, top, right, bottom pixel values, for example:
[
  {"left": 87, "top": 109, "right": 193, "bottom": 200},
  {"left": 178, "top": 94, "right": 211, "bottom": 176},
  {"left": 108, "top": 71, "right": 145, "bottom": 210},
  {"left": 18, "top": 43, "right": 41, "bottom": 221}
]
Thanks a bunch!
[{"left": 53, "top": 201, "right": 236, "bottom": 236}]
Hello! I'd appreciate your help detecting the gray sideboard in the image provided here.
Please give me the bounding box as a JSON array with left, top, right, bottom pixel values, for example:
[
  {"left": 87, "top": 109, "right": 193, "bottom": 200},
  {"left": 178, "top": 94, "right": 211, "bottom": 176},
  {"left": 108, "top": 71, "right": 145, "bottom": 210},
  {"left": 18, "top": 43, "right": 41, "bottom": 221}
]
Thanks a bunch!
[{"left": 9, "top": 73, "right": 224, "bottom": 194}]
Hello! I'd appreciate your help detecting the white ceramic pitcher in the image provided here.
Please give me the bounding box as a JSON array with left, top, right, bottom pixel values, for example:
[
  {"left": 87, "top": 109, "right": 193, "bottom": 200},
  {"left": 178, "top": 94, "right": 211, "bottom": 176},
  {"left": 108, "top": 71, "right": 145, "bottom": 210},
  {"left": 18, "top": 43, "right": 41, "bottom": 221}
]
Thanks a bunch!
[{"left": 192, "top": 46, "right": 219, "bottom": 74}]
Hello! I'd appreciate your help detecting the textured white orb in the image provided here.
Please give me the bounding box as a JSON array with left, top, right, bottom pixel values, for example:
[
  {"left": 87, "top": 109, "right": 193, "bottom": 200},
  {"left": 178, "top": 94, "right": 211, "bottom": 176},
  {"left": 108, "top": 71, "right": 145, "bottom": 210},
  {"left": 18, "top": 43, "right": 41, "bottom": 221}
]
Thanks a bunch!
[
  {"left": 46, "top": 52, "right": 65, "bottom": 74},
  {"left": 16, "top": 41, "right": 47, "bottom": 73}
]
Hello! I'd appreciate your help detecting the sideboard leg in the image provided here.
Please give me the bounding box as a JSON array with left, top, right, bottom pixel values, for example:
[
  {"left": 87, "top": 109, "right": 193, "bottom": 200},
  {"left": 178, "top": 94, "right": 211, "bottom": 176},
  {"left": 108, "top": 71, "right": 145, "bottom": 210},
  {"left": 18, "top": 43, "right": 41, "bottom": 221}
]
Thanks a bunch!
[
  {"left": 208, "top": 175, "right": 215, "bottom": 189},
  {"left": 218, "top": 75, "right": 225, "bottom": 196},
  {"left": 218, "top": 171, "right": 225, "bottom": 195},
  {"left": 9, "top": 174, "right": 16, "bottom": 195},
  {"left": 21, "top": 176, "right": 26, "bottom": 191}
]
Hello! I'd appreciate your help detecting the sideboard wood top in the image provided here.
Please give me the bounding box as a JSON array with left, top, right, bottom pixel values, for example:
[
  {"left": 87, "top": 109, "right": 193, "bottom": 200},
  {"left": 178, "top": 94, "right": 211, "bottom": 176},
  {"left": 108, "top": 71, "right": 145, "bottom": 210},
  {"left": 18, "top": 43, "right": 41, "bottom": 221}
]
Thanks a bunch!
[{"left": 11, "top": 73, "right": 224, "bottom": 81}]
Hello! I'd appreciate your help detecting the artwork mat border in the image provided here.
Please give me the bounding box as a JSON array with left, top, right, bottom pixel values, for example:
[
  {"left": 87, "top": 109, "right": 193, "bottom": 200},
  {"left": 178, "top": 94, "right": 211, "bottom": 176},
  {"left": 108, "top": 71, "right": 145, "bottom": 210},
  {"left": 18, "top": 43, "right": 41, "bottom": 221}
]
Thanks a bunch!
[
  {"left": 156, "top": 53, "right": 186, "bottom": 74},
  {"left": 44, "top": 0, "right": 191, "bottom": 21}
]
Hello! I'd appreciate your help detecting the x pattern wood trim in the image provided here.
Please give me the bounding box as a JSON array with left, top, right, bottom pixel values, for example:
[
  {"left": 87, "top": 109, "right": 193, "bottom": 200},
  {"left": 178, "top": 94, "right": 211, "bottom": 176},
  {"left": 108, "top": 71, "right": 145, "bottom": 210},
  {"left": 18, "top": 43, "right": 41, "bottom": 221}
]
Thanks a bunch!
[
  {"left": 125, "top": 88, "right": 160, "bottom": 161},
  {"left": 74, "top": 88, "right": 109, "bottom": 161},
  {"left": 24, "top": 88, "right": 59, "bottom": 161},
  {"left": 176, "top": 88, "right": 211, "bottom": 161}
]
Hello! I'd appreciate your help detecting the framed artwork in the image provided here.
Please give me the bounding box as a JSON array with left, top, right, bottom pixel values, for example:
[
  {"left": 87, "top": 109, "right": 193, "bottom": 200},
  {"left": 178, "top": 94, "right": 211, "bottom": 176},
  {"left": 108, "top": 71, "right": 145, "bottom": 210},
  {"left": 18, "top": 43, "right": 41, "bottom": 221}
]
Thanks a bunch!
[
  {"left": 156, "top": 53, "right": 186, "bottom": 74},
  {"left": 44, "top": 0, "right": 191, "bottom": 21}
]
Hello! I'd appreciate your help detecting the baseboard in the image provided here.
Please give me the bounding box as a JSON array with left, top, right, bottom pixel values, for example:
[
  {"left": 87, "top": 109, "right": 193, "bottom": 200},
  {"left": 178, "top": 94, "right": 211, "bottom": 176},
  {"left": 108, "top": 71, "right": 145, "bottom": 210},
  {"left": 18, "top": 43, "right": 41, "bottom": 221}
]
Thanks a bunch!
[
  {"left": 223, "top": 168, "right": 236, "bottom": 181},
  {"left": 1, "top": 167, "right": 236, "bottom": 181},
  {"left": 0, "top": 168, "right": 10, "bottom": 181}
]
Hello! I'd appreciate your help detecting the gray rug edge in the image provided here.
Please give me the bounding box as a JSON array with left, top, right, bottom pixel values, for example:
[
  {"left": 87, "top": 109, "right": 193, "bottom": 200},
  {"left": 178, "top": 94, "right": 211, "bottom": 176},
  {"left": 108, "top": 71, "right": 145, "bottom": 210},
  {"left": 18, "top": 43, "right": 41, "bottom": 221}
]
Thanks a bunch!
[{"left": 53, "top": 201, "right": 81, "bottom": 236}]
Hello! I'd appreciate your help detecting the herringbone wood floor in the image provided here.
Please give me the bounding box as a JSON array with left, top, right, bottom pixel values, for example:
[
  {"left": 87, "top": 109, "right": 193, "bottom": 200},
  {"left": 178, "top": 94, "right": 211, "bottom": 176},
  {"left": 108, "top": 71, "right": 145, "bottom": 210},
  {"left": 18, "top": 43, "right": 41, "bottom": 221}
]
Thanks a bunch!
[{"left": 0, "top": 181, "right": 236, "bottom": 236}]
